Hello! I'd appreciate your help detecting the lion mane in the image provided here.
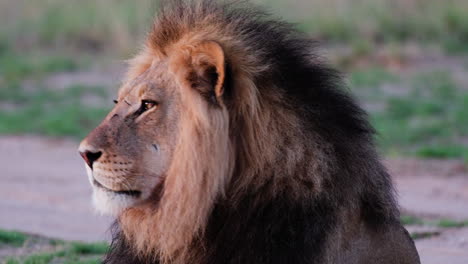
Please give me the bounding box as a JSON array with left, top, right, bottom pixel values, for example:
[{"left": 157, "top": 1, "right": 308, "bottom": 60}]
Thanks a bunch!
[{"left": 103, "top": 1, "right": 419, "bottom": 263}]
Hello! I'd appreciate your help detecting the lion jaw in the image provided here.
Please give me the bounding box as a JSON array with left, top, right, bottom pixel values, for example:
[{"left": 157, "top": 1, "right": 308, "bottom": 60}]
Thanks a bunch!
[{"left": 83, "top": 164, "right": 143, "bottom": 216}]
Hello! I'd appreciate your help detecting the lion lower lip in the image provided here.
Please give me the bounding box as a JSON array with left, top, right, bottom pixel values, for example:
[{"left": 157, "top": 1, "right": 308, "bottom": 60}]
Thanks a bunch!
[{"left": 93, "top": 179, "right": 141, "bottom": 197}]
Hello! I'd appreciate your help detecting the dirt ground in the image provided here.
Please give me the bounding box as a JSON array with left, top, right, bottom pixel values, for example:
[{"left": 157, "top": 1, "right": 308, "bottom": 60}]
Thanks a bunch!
[
  {"left": 1, "top": 135, "right": 468, "bottom": 263},
  {"left": 386, "top": 159, "right": 468, "bottom": 263},
  {"left": 0, "top": 136, "right": 112, "bottom": 242}
]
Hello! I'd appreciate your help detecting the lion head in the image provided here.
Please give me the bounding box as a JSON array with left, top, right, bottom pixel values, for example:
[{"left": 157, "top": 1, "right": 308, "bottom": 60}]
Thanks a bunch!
[
  {"left": 79, "top": 33, "right": 237, "bottom": 255},
  {"left": 78, "top": 38, "right": 230, "bottom": 211}
]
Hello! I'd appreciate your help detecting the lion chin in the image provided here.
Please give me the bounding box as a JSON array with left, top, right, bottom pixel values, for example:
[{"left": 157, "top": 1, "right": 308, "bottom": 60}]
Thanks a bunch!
[
  {"left": 91, "top": 187, "right": 136, "bottom": 216},
  {"left": 84, "top": 165, "right": 139, "bottom": 216}
]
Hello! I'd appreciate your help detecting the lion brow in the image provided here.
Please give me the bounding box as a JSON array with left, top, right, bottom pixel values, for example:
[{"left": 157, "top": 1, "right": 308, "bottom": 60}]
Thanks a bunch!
[
  {"left": 127, "top": 66, "right": 154, "bottom": 88},
  {"left": 120, "top": 67, "right": 155, "bottom": 100}
]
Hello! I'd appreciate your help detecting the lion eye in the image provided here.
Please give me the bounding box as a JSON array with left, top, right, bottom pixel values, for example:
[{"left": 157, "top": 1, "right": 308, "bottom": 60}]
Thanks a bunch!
[{"left": 141, "top": 100, "right": 158, "bottom": 112}]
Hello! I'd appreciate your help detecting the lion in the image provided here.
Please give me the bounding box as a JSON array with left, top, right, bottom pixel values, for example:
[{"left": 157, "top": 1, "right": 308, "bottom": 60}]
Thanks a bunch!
[{"left": 78, "top": 1, "right": 420, "bottom": 263}]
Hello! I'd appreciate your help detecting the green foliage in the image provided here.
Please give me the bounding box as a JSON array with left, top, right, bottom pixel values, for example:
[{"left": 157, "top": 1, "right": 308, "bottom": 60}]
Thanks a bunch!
[
  {"left": 416, "top": 145, "right": 468, "bottom": 159},
  {"left": 0, "top": 50, "right": 78, "bottom": 82},
  {"left": 294, "top": 0, "right": 468, "bottom": 53},
  {"left": 400, "top": 215, "right": 424, "bottom": 226},
  {"left": 2, "top": 0, "right": 156, "bottom": 55},
  {"left": 441, "top": 7, "right": 468, "bottom": 54},
  {"left": 365, "top": 71, "right": 468, "bottom": 158},
  {"left": 5, "top": 258, "right": 21, "bottom": 264},
  {"left": 0, "top": 85, "right": 110, "bottom": 139},
  {"left": 349, "top": 68, "right": 398, "bottom": 88},
  {"left": 0, "top": 229, "right": 107, "bottom": 264},
  {"left": 410, "top": 231, "right": 439, "bottom": 240},
  {"left": 70, "top": 242, "right": 109, "bottom": 255},
  {"left": 1, "top": 0, "right": 468, "bottom": 55},
  {"left": 0, "top": 229, "right": 27, "bottom": 247},
  {"left": 23, "top": 253, "right": 56, "bottom": 264},
  {"left": 436, "top": 219, "right": 468, "bottom": 228},
  {"left": 63, "top": 258, "right": 102, "bottom": 264},
  {"left": 401, "top": 215, "right": 468, "bottom": 229},
  {"left": 7, "top": 248, "right": 105, "bottom": 264}
]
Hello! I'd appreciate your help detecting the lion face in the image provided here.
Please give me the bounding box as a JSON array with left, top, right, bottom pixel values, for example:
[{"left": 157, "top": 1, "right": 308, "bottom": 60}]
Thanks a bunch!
[
  {"left": 79, "top": 41, "right": 229, "bottom": 216},
  {"left": 78, "top": 61, "right": 181, "bottom": 215}
]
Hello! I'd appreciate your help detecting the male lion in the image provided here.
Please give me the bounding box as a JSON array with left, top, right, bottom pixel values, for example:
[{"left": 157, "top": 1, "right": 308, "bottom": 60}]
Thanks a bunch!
[{"left": 78, "top": 0, "right": 420, "bottom": 263}]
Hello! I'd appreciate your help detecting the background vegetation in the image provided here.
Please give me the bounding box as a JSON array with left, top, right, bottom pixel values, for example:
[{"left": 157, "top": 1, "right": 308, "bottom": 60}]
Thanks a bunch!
[{"left": 0, "top": 229, "right": 107, "bottom": 264}]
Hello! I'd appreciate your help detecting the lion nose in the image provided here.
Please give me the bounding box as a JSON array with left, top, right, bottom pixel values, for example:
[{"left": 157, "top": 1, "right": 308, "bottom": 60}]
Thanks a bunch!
[{"left": 79, "top": 150, "right": 102, "bottom": 169}]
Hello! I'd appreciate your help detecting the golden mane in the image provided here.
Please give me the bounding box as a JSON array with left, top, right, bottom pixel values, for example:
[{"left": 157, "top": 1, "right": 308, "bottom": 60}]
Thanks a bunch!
[{"left": 118, "top": 1, "right": 331, "bottom": 262}]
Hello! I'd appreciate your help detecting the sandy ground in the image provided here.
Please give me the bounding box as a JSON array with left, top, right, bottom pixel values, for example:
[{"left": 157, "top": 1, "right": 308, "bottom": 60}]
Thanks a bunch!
[
  {"left": 387, "top": 159, "right": 468, "bottom": 264},
  {"left": 1, "top": 135, "right": 468, "bottom": 263},
  {"left": 0, "top": 136, "right": 111, "bottom": 242}
]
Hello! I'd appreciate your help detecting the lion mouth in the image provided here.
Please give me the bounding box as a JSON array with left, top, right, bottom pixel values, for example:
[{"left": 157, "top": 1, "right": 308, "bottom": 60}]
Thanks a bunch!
[{"left": 93, "top": 178, "right": 141, "bottom": 197}]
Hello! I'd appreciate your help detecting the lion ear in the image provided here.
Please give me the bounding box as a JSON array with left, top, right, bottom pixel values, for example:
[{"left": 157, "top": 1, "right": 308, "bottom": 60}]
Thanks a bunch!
[{"left": 175, "top": 41, "right": 226, "bottom": 103}]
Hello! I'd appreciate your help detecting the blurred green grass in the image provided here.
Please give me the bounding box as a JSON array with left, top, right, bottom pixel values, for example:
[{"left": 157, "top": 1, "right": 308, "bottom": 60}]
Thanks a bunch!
[
  {"left": 0, "top": 0, "right": 156, "bottom": 56},
  {"left": 0, "top": 230, "right": 27, "bottom": 247},
  {"left": 0, "top": 53, "right": 77, "bottom": 82},
  {"left": 400, "top": 215, "right": 468, "bottom": 228},
  {"left": 0, "top": 229, "right": 107, "bottom": 264},
  {"left": 354, "top": 71, "right": 468, "bottom": 159},
  {"left": 270, "top": 0, "right": 468, "bottom": 54},
  {"left": 349, "top": 68, "right": 468, "bottom": 159},
  {"left": 0, "top": 0, "right": 467, "bottom": 55},
  {"left": 400, "top": 215, "right": 468, "bottom": 240},
  {"left": 0, "top": 83, "right": 110, "bottom": 139}
]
